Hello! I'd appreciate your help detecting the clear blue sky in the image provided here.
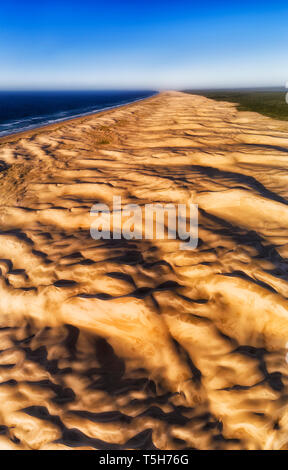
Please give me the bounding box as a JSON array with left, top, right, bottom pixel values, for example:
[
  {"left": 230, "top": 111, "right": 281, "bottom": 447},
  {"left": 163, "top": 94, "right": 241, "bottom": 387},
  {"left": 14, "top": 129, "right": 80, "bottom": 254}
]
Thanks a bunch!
[{"left": 1, "top": 0, "right": 287, "bottom": 89}]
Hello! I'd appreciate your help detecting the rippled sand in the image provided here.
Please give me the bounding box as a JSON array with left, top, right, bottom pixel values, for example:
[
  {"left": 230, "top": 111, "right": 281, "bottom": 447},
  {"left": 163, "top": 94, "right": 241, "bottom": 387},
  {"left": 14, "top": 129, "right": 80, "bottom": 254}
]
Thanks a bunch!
[{"left": 0, "top": 91, "right": 288, "bottom": 449}]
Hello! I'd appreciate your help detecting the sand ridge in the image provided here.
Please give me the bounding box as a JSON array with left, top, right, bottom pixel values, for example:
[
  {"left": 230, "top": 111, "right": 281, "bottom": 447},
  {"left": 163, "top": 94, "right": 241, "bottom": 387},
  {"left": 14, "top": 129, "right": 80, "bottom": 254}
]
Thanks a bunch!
[{"left": 0, "top": 91, "right": 288, "bottom": 449}]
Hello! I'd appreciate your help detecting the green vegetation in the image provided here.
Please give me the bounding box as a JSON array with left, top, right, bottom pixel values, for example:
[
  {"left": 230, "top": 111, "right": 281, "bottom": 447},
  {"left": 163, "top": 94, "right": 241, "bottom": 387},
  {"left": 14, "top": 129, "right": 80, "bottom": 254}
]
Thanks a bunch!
[{"left": 184, "top": 89, "right": 288, "bottom": 121}]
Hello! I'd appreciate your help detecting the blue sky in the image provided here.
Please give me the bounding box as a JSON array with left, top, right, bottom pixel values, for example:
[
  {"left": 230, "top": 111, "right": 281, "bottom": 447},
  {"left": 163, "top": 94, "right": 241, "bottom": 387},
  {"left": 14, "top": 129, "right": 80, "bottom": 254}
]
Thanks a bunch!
[{"left": 1, "top": 0, "right": 287, "bottom": 89}]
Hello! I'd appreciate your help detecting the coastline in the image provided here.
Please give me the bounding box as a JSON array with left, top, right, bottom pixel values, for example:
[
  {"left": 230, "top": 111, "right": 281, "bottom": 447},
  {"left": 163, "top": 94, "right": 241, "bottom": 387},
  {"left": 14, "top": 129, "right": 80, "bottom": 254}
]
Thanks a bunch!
[
  {"left": 0, "top": 91, "right": 288, "bottom": 449},
  {"left": 0, "top": 91, "right": 158, "bottom": 143}
]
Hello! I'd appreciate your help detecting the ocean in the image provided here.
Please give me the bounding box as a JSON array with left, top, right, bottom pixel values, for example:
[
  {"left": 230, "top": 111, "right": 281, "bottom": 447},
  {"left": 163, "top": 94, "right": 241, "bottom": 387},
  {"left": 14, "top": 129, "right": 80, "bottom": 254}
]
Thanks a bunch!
[{"left": 0, "top": 90, "right": 156, "bottom": 137}]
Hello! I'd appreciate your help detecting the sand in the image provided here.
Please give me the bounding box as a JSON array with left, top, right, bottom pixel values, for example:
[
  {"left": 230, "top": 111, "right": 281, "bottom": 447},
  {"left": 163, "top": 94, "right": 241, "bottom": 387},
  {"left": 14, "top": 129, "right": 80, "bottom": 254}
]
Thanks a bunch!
[{"left": 0, "top": 91, "right": 288, "bottom": 449}]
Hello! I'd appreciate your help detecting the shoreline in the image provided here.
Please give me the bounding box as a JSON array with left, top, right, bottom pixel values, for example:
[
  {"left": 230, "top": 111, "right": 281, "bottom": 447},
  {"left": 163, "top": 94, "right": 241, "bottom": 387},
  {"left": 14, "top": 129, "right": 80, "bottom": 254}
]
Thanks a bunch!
[{"left": 0, "top": 91, "right": 159, "bottom": 144}]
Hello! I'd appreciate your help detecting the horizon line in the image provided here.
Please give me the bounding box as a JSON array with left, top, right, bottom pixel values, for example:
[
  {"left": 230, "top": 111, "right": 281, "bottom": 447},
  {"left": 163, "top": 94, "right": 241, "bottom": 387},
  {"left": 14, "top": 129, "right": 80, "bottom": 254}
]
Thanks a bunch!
[{"left": 0, "top": 85, "right": 285, "bottom": 92}]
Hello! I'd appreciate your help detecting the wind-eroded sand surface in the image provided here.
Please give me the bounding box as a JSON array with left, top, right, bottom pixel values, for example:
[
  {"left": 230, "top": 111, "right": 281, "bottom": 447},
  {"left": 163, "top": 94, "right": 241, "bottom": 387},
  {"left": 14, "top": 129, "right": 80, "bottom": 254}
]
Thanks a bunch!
[{"left": 0, "top": 91, "right": 288, "bottom": 449}]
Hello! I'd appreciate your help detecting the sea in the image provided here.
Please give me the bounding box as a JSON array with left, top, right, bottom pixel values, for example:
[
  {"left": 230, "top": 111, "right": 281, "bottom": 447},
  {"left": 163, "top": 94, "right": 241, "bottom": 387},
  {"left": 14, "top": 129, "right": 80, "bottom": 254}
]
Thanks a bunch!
[{"left": 0, "top": 90, "right": 157, "bottom": 137}]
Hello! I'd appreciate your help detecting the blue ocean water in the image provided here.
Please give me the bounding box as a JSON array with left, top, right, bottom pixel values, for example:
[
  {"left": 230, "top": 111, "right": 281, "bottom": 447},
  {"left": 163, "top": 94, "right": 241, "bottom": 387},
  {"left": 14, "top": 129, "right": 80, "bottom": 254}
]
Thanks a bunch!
[{"left": 0, "top": 90, "right": 156, "bottom": 137}]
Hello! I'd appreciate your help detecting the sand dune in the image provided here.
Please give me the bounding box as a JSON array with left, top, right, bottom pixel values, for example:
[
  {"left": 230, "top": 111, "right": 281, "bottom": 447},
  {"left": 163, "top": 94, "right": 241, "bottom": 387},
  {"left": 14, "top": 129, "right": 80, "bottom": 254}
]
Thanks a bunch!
[{"left": 0, "top": 91, "right": 288, "bottom": 449}]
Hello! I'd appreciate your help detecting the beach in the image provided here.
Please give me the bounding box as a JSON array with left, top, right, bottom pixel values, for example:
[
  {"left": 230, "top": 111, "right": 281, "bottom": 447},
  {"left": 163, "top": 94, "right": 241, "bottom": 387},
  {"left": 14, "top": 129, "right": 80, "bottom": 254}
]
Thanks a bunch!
[
  {"left": 0, "top": 90, "right": 288, "bottom": 449},
  {"left": 0, "top": 90, "right": 155, "bottom": 137}
]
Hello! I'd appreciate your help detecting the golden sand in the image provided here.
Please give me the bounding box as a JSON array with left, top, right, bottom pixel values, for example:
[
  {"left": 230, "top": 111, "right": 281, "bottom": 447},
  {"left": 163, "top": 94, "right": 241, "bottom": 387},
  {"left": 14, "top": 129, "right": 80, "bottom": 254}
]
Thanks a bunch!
[{"left": 0, "top": 91, "right": 288, "bottom": 449}]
